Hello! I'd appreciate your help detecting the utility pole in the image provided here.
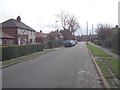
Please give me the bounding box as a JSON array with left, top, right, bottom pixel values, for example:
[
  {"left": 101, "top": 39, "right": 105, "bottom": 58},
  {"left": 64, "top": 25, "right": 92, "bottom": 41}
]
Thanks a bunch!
[
  {"left": 86, "top": 22, "right": 88, "bottom": 44},
  {"left": 92, "top": 24, "right": 93, "bottom": 35}
]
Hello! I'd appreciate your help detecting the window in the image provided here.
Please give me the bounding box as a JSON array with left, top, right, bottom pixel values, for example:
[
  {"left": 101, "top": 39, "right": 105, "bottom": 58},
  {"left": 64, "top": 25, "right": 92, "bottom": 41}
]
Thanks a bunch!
[{"left": 23, "top": 29, "right": 25, "bottom": 33}]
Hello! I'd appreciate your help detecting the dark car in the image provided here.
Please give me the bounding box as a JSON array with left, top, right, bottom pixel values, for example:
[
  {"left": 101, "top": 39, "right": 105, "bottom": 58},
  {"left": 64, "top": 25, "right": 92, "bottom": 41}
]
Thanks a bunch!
[{"left": 64, "top": 40, "right": 73, "bottom": 47}]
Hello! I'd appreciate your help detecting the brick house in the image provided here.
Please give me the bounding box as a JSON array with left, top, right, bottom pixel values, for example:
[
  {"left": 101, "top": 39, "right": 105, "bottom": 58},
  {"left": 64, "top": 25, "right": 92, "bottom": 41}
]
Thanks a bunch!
[
  {"left": 2, "top": 16, "right": 36, "bottom": 45},
  {"left": 80, "top": 35, "right": 89, "bottom": 41},
  {"left": 80, "top": 34, "right": 97, "bottom": 41},
  {"left": 35, "top": 30, "right": 47, "bottom": 44}
]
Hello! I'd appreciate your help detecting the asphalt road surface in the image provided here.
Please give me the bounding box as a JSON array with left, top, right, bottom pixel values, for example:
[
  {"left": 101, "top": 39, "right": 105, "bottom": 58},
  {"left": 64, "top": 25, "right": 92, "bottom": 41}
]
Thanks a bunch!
[{"left": 2, "top": 42, "right": 103, "bottom": 88}]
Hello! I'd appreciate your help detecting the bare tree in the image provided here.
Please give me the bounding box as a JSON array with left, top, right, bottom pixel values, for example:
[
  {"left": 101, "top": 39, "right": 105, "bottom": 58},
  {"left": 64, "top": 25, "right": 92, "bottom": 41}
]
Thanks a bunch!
[
  {"left": 56, "top": 11, "right": 80, "bottom": 40},
  {"left": 67, "top": 15, "right": 80, "bottom": 34},
  {"left": 57, "top": 11, "right": 80, "bottom": 33},
  {"left": 96, "top": 23, "right": 113, "bottom": 46},
  {"left": 96, "top": 24, "right": 112, "bottom": 41}
]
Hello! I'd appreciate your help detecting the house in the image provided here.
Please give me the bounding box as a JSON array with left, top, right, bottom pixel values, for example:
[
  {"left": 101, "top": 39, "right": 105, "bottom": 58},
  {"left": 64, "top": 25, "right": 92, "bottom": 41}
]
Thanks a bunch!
[
  {"left": 54, "top": 30, "right": 63, "bottom": 40},
  {"left": 89, "top": 34, "right": 98, "bottom": 41},
  {"left": 0, "top": 31, "right": 14, "bottom": 45},
  {"left": 80, "top": 34, "right": 97, "bottom": 41},
  {"left": 81, "top": 35, "right": 90, "bottom": 41},
  {"left": 35, "top": 30, "right": 47, "bottom": 44},
  {"left": 2, "top": 16, "right": 36, "bottom": 45},
  {"left": 75, "top": 36, "right": 81, "bottom": 42}
]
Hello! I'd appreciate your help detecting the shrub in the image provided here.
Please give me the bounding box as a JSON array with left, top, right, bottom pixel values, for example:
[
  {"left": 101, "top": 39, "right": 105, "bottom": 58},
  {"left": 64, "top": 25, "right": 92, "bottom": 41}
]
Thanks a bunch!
[{"left": 2, "top": 44, "right": 43, "bottom": 61}]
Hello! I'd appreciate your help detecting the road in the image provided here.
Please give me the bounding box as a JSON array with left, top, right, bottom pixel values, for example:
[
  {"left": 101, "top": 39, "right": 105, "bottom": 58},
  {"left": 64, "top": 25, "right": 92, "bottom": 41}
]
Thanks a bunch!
[{"left": 2, "top": 42, "right": 102, "bottom": 88}]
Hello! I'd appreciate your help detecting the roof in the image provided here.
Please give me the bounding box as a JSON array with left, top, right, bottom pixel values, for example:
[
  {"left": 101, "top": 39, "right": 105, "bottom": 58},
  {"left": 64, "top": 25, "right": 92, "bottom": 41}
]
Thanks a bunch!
[
  {"left": 2, "top": 18, "right": 35, "bottom": 32},
  {"left": 0, "top": 31, "right": 14, "bottom": 39},
  {"left": 35, "top": 32, "right": 47, "bottom": 38},
  {"left": 54, "top": 30, "right": 62, "bottom": 36}
]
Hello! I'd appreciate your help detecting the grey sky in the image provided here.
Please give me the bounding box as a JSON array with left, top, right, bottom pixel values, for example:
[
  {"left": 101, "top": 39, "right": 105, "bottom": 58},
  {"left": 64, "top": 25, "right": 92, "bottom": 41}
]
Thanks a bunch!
[{"left": 0, "top": 0, "right": 119, "bottom": 35}]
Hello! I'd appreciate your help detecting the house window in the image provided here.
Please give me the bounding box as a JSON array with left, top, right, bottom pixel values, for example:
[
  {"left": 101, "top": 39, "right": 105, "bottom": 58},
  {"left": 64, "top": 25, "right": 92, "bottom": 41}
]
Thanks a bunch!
[
  {"left": 31, "top": 31, "right": 32, "bottom": 35},
  {"left": 4, "top": 39, "right": 7, "bottom": 45},
  {"left": 22, "top": 39, "right": 26, "bottom": 45},
  {"left": 23, "top": 29, "right": 25, "bottom": 33}
]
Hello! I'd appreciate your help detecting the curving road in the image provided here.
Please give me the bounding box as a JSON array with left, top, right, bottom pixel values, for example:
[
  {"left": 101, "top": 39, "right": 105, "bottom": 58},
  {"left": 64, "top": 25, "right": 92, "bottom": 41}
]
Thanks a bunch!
[{"left": 2, "top": 42, "right": 103, "bottom": 88}]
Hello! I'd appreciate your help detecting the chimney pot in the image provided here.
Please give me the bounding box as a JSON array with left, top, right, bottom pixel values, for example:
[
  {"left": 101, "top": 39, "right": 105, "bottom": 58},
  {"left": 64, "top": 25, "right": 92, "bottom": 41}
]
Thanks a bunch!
[
  {"left": 40, "top": 30, "right": 42, "bottom": 33},
  {"left": 17, "top": 16, "right": 21, "bottom": 22}
]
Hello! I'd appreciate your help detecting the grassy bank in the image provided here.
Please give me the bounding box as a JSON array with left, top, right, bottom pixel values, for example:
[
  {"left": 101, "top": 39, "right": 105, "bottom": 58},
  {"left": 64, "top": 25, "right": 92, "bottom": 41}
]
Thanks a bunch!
[{"left": 1, "top": 49, "right": 55, "bottom": 68}]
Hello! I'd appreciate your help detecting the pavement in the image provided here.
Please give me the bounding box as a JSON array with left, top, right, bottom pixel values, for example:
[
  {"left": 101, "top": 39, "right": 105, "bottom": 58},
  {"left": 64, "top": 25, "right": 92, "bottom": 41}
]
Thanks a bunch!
[{"left": 2, "top": 42, "right": 103, "bottom": 88}]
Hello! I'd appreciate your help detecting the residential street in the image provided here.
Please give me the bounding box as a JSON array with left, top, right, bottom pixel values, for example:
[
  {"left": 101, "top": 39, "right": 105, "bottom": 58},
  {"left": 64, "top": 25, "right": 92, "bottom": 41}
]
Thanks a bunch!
[{"left": 2, "top": 42, "right": 103, "bottom": 88}]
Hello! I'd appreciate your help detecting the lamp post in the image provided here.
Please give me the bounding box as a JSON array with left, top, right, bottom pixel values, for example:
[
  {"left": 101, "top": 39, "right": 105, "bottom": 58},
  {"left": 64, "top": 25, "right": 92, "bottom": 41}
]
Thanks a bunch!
[
  {"left": 86, "top": 22, "right": 88, "bottom": 44},
  {"left": 55, "top": 21, "right": 58, "bottom": 30}
]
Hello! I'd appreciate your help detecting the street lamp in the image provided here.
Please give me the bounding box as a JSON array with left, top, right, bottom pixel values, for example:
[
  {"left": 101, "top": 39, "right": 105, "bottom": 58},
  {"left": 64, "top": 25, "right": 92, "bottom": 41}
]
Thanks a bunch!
[
  {"left": 55, "top": 21, "right": 58, "bottom": 30},
  {"left": 86, "top": 22, "right": 88, "bottom": 44}
]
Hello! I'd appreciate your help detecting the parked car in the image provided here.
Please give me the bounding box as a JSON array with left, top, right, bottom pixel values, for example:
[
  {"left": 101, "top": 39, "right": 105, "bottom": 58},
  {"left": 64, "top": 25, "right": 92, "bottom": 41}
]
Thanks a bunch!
[
  {"left": 64, "top": 40, "right": 74, "bottom": 47},
  {"left": 71, "top": 40, "right": 75, "bottom": 46}
]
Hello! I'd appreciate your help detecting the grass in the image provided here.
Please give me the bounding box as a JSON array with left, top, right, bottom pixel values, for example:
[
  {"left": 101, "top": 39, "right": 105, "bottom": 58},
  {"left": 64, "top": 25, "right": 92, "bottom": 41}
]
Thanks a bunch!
[
  {"left": 103, "top": 57, "right": 120, "bottom": 79},
  {"left": 96, "top": 60, "right": 112, "bottom": 79},
  {"left": 1, "top": 49, "right": 55, "bottom": 68},
  {"left": 87, "top": 43, "right": 111, "bottom": 57},
  {"left": 87, "top": 42, "right": 120, "bottom": 87}
]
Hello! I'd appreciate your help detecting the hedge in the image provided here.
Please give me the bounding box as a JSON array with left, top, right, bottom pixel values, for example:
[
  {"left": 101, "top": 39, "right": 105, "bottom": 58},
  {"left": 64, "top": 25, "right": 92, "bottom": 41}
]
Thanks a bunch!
[{"left": 2, "top": 44, "right": 43, "bottom": 61}]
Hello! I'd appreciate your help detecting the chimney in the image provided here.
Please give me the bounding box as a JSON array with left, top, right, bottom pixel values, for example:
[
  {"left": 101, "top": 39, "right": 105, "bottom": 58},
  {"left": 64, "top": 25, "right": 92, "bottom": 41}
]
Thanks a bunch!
[
  {"left": 40, "top": 30, "right": 42, "bottom": 33},
  {"left": 115, "top": 25, "right": 118, "bottom": 28},
  {"left": 17, "top": 16, "right": 21, "bottom": 22}
]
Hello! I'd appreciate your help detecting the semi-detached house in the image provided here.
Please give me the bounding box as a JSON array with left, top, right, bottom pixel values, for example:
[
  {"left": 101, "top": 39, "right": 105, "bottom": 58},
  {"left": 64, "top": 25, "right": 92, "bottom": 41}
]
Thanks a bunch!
[{"left": 2, "top": 16, "right": 36, "bottom": 45}]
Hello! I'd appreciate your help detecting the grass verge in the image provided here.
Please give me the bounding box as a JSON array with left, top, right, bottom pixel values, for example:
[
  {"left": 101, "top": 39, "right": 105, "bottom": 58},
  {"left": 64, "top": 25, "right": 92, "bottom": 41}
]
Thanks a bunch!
[
  {"left": 1, "top": 49, "right": 55, "bottom": 68},
  {"left": 87, "top": 42, "right": 120, "bottom": 87},
  {"left": 103, "top": 57, "right": 119, "bottom": 79},
  {"left": 96, "top": 59, "right": 113, "bottom": 79},
  {"left": 87, "top": 43, "right": 111, "bottom": 57}
]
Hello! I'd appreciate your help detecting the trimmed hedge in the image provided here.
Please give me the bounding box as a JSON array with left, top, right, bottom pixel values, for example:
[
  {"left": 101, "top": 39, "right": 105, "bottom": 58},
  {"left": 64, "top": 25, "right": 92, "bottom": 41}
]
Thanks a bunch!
[{"left": 2, "top": 44, "right": 43, "bottom": 61}]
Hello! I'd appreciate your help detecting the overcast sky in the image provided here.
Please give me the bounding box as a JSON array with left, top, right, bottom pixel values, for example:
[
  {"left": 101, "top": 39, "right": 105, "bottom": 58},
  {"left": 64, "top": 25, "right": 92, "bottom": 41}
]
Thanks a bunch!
[{"left": 0, "top": 0, "right": 119, "bottom": 35}]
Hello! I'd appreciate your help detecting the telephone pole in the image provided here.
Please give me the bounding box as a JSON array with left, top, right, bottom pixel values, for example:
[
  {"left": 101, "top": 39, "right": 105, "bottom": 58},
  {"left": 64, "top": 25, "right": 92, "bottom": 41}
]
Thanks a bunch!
[
  {"left": 86, "top": 22, "right": 88, "bottom": 44},
  {"left": 92, "top": 24, "right": 93, "bottom": 35}
]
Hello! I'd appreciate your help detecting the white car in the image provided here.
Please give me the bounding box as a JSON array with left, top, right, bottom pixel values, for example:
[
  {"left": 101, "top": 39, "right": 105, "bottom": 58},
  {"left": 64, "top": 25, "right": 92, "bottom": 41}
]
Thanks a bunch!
[{"left": 71, "top": 40, "right": 75, "bottom": 46}]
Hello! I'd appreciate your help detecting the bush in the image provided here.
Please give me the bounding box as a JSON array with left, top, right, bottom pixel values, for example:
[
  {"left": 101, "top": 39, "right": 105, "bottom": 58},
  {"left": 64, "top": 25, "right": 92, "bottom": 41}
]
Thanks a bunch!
[
  {"left": 93, "top": 40, "right": 102, "bottom": 46},
  {"left": 47, "top": 40, "right": 53, "bottom": 48},
  {"left": 46, "top": 39, "right": 63, "bottom": 48},
  {"left": 112, "top": 30, "right": 119, "bottom": 54},
  {"left": 2, "top": 44, "right": 43, "bottom": 61}
]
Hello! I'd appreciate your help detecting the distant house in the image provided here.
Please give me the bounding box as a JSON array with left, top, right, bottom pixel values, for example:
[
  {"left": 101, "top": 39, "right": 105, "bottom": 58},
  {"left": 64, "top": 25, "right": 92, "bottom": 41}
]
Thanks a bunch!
[
  {"left": 89, "top": 34, "right": 98, "bottom": 41},
  {"left": 0, "top": 31, "right": 14, "bottom": 45},
  {"left": 2, "top": 16, "right": 36, "bottom": 45},
  {"left": 75, "top": 36, "right": 81, "bottom": 42},
  {"left": 81, "top": 34, "right": 97, "bottom": 41},
  {"left": 54, "top": 30, "right": 63, "bottom": 40},
  {"left": 81, "top": 35, "right": 89, "bottom": 41},
  {"left": 35, "top": 30, "right": 47, "bottom": 44}
]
